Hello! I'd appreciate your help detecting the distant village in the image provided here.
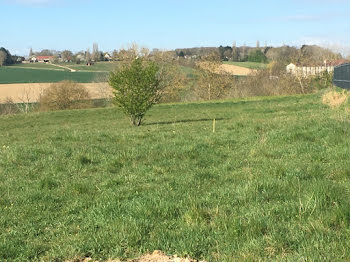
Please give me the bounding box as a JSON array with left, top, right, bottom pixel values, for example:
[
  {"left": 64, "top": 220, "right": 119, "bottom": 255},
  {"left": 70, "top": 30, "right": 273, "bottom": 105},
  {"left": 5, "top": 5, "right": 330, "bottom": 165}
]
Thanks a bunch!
[{"left": 2, "top": 42, "right": 349, "bottom": 75}]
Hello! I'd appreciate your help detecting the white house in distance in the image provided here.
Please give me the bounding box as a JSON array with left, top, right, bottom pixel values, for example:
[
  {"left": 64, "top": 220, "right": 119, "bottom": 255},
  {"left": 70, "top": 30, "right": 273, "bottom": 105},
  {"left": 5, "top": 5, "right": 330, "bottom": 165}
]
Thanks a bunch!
[
  {"left": 104, "top": 53, "right": 112, "bottom": 61},
  {"left": 286, "top": 63, "right": 333, "bottom": 77},
  {"left": 286, "top": 60, "right": 348, "bottom": 77}
]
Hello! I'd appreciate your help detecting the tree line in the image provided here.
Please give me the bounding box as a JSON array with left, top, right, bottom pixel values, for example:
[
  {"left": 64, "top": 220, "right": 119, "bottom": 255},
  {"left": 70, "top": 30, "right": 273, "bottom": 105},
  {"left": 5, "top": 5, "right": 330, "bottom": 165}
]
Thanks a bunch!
[
  {"left": 2, "top": 42, "right": 344, "bottom": 67},
  {"left": 0, "top": 47, "right": 24, "bottom": 66},
  {"left": 175, "top": 44, "right": 343, "bottom": 65}
]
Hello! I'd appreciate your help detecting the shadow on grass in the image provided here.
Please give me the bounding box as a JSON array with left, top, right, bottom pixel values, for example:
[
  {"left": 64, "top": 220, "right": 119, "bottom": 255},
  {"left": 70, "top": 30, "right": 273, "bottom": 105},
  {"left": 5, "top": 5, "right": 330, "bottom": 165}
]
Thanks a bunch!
[{"left": 145, "top": 117, "right": 226, "bottom": 126}]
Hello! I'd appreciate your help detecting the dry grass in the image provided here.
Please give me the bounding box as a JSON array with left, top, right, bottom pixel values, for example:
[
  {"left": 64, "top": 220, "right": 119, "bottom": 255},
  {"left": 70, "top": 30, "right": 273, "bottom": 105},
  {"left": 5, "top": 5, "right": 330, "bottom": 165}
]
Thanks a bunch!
[
  {"left": 322, "top": 90, "right": 348, "bottom": 108},
  {"left": 0, "top": 83, "right": 113, "bottom": 103}
]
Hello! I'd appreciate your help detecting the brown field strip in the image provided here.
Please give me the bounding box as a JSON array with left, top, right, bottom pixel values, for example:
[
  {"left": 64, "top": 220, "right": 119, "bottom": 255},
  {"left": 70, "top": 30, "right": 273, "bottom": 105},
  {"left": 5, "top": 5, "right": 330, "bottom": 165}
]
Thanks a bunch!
[
  {"left": 0, "top": 83, "right": 113, "bottom": 103},
  {"left": 197, "top": 62, "right": 255, "bottom": 76}
]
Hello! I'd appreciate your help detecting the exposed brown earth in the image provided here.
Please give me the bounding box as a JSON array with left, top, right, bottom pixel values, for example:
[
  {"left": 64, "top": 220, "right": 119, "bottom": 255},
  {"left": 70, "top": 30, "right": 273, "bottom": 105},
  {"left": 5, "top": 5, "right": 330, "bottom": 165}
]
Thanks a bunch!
[
  {"left": 197, "top": 62, "right": 255, "bottom": 76},
  {"left": 75, "top": 250, "right": 205, "bottom": 262},
  {"left": 217, "top": 64, "right": 255, "bottom": 76},
  {"left": 0, "top": 82, "right": 113, "bottom": 103}
]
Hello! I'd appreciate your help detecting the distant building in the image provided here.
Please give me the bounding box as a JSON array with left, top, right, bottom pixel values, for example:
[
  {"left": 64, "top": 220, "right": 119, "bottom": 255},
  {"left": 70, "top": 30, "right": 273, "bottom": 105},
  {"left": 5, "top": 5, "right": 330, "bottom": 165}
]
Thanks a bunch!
[
  {"left": 287, "top": 60, "right": 349, "bottom": 77},
  {"left": 104, "top": 53, "right": 112, "bottom": 61},
  {"left": 285, "top": 61, "right": 349, "bottom": 77},
  {"left": 36, "top": 56, "right": 54, "bottom": 63},
  {"left": 76, "top": 54, "right": 86, "bottom": 62}
]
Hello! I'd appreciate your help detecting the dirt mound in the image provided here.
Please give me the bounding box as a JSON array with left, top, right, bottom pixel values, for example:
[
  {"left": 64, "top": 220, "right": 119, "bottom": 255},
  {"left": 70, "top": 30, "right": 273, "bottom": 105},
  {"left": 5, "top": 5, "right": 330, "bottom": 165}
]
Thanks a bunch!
[{"left": 77, "top": 251, "right": 205, "bottom": 262}]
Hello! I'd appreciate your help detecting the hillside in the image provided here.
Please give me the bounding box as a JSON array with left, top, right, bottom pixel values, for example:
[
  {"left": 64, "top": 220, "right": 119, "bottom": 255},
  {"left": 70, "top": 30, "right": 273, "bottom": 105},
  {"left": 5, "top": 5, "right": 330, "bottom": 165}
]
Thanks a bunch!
[{"left": 1, "top": 93, "right": 350, "bottom": 261}]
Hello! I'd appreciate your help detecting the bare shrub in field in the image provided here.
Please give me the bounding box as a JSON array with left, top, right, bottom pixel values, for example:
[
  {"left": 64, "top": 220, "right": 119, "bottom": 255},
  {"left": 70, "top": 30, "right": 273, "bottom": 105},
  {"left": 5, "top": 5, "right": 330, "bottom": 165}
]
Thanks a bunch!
[
  {"left": 195, "top": 69, "right": 235, "bottom": 101},
  {"left": 322, "top": 90, "right": 348, "bottom": 108},
  {"left": 40, "top": 81, "right": 91, "bottom": 111},
  {"left": 147, "top": 50, "right": 187, "bottom": 103},
  {"left": 193, "top": 54, "right": 235, "bottom": 101},
  {"left": 159, "top": 64, "right": 186, "bottom": 103},
  {"left": 0, "top": 98, "right": 19, "bottom": 115}
]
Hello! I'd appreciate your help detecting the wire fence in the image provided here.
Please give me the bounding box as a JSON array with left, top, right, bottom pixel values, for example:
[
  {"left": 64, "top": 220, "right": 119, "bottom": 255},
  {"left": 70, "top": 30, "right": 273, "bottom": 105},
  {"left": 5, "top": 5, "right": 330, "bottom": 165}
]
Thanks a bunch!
[{"left": 333, "top": 63, "right": 350, "bottom": 89}]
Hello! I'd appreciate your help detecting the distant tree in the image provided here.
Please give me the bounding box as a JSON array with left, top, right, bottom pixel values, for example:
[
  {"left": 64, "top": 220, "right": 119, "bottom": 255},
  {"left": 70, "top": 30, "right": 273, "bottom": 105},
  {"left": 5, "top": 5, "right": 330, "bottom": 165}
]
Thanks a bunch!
[
  {"left": 231, "top": 47, "right": 240, "bottom": 62},
  {"left": 129, "top": 43, "right": 139, "bottom": 58},
  {"left": 117, "top": 49, "right": 129, "bottom": 60},
  {"left": 92, "top": 43, "right": 99, "bottom": 61},
  {"left": 241, "top": 43, "right": 248, "bottom": 61},
  {"left": 37, "top": 49, "right": 53, "bottom": 56},
  {"left": 223, "top": 49, "right": 233, "bottom": 61},
  {"left": 29, "top": 48, "right": 33, "bottom": 57},
  {"left": 247, "top": 49, "right": 268, "bottom": 63},
  {"left": 85, "top": 48, "right": 91, "bottom": 63},
  {"left": 218, "top": 46, "right": 225, "bottom": 60},
  {"left": 265, "top": 45, "right": 299, "bottom": 64},
  {"left": 109, "top": 58, "right": 163, "bottom": 126},
  {"left": 218, "top": 46, "right": 232, "bottom": 61},
  {"left": 178, "top": 51, "right": 185, "bottom": 57},
  {"left": 195, "top": 58, "right": 234, "bottom": 100},
  {"left": 61, "top": 50, "right": 73, "bottom": 62},
  {"left": 0, "top": 47, "right": 14, "bottom": 65},
  {"left": 298, "top": 45, "right": 341, "bottom": 65},
  {"left": 0, "top": 51, "right": 6, "bottom": 66},
  {"left": 140, "top": 47, "right": 150, "bottom": 58},
  {"left": 112, "top": 49, "right": 118, "bottom": 60}
]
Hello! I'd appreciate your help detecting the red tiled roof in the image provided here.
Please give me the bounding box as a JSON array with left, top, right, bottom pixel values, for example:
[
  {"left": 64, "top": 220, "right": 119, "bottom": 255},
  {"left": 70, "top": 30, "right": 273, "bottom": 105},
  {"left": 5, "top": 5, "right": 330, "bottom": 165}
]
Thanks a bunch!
[
  {"left": 36, "top": 56, "right": 54, "bottom": 60},
  {"left": 327, "top": 59, "right": 349, "bottom": 66}
]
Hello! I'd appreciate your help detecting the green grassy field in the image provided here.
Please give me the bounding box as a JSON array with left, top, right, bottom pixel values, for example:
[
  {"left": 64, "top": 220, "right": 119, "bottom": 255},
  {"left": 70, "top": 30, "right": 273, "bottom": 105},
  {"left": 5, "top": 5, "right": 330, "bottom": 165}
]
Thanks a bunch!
[
  {"left": 1, "top": 92, "right": 350, "bottom": 261},
  {"left": 224, "top": 61, "right": 268, "bottom": 70},
  {"left": 8, "top": 63, "right": 66, "bottom": 70},
  {"left": 0, "top": 67, "right": 107, "bottom": 84},
  {"left": 0, "top": 62, "right": 195, "bottom": 84},
  {"left": 66, "top": 62, "right": 120, "bottom": 72}
]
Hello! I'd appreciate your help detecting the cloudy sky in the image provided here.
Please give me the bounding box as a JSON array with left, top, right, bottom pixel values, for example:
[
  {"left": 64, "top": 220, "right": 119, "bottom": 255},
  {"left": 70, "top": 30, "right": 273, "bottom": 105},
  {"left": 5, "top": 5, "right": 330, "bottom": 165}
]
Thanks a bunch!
[{"left": 1, "top": 0, "right": 349, "bottom": 56}]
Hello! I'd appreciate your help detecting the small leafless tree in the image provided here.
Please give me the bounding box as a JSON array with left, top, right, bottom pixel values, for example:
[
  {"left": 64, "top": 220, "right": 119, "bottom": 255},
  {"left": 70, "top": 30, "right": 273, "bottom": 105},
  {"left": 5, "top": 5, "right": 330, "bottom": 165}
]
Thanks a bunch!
[
  {"left": 0, "top": 51, "right": 6, "bottom": 66},
  {"left": 86, "top": 48, "right": 91, "bottom": 63},
  {"left": 92, "top": 43, "right": 100, "bottom": 61},
  {"left": 17, "top": 87, "right": 35, "bottom": 113}
]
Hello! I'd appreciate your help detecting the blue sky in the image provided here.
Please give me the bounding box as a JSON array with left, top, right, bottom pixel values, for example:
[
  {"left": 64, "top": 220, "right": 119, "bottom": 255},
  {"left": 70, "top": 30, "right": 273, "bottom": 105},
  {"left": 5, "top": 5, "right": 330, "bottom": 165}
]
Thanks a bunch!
[{"left": 1, "top": 0, "right": 350, "bottom": 56}]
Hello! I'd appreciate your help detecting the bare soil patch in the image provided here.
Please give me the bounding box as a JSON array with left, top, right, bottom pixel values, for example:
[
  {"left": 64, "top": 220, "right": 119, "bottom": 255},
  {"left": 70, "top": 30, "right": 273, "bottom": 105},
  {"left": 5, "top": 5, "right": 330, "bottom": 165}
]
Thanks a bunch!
[
  {"left": 128, "top": 250, "right": 205, "bottom": 262},
  {"left": 217, "top": 63, "right": 255, "bottom": 76},
  {"left": 75, "top": 251, "right": 205, "bottom": 262},
  {"left": 197, "top": 62, "right": 255, "bottom": 76},
  {"left": 0, "top": 82, "right": 113, "bottom": 103}
]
